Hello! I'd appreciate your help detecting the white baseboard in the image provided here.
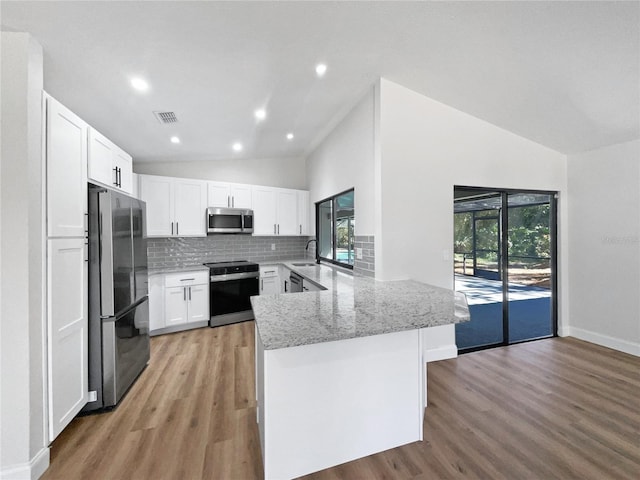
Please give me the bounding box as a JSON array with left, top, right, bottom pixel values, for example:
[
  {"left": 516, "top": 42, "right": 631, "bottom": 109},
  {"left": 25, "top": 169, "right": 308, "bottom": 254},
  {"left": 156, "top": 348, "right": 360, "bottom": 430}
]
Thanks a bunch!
[
  {"left": 0, "top": 447, "right": 49, "bottom": 480},
  {"left": 425, "top": 344, "right": 458, "bottom": 362},
  {"left": 567, "top": 326, "right": 640, "bottom": 357}
]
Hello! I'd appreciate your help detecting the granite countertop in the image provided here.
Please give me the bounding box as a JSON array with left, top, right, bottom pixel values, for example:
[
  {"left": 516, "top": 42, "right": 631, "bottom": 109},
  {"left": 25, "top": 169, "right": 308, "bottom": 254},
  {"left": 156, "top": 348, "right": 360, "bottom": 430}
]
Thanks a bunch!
[
  {"left": 251, "top": 261, "right": 470, "bottom": 350},
  {"left": 148, "top": 265, "right": 210, "bottom": 276}
]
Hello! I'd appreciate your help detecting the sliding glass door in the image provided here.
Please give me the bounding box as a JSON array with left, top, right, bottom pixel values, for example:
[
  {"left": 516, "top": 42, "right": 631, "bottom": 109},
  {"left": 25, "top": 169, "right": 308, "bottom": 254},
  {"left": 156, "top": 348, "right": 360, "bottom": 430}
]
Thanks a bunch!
[
  {"left": 454, "top": 187, "right": 557, "bottom": 352},
  {"left": 506, "top": 193, "right": 554, "bottom": 343}
]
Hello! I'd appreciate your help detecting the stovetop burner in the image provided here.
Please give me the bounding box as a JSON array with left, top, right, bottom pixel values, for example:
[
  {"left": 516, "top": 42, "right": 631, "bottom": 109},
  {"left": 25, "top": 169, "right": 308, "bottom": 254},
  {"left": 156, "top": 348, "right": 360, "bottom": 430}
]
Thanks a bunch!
[{"left": 203, "top": 259, "right": 259, "bottom": 275}]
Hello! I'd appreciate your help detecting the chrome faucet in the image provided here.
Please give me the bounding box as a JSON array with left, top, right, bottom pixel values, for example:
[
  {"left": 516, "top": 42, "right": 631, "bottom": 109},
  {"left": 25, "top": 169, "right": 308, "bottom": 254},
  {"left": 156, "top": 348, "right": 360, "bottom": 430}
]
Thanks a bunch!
[{"left": 305, "top": 238, "right": 317, "bottom": 250}]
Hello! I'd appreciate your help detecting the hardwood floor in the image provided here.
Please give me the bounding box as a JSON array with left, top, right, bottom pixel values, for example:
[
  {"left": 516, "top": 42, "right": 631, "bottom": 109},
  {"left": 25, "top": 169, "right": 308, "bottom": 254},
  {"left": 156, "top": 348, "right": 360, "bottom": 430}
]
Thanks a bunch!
[
  {"left": 43, "top": 324, "right": 640, "bottom": 479},
  {"left": 43, "top": 322, "right": 263, "bottom": 480}
]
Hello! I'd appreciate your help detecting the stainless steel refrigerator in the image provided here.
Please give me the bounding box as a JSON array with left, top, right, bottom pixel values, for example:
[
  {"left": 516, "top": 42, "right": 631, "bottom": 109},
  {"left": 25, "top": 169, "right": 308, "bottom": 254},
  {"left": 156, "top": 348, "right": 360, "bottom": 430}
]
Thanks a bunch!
[{"left": 84, "top": 184, "right": 150, "bottom": 412}]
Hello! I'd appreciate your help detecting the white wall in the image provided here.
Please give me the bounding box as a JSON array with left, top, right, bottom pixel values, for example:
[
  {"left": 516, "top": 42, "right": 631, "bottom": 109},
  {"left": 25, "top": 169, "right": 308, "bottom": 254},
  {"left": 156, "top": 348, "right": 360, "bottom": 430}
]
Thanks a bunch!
[
  {"left": 377, "top": 79, "right": 568, "bottom": 356},
  {"left": 0, "top": 32, "right": 49, "bottom": 478},
  {"left": 567, "top": 140, "right": 640, "bottom": 356},
  {"left": 306, "top": 88, "right": 376, "bottom": 236},
  {"left": 134, "top": 156, "right": 307, "bottom": 190}
]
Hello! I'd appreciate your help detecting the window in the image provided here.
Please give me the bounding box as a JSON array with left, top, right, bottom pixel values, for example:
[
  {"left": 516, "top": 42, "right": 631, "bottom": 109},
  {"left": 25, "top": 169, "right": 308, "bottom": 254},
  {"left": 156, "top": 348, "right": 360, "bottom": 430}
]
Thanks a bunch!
[{"left": 316, "top": 189, "right": 355, "bottom": 268}]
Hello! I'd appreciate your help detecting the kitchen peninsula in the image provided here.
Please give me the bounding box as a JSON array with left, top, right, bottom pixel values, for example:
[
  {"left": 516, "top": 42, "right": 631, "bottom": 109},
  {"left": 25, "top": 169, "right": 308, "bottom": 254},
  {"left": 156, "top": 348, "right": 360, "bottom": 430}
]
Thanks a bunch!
[{"left": 251, "top": 263, "right": 470, "bottom": 479}]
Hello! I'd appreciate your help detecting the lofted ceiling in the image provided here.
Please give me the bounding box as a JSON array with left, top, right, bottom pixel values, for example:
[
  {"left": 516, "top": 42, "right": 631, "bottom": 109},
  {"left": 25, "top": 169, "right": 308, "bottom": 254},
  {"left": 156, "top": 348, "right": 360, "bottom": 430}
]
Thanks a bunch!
[{"left": 1, "top": 1, "right": 638, "bottom": 164}]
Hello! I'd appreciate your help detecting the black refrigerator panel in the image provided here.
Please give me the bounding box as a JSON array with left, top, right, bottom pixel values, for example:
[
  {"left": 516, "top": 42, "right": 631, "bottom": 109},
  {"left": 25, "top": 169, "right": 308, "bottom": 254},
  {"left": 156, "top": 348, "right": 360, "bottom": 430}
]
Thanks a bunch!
[
  {"left": 102, "top": 297, "right": 150, "bottom": 406},
  {"left": 99, "top": 190, "right": 135, "bottom": 317},
  {"left": 85, "top": 187, "right": 104, "bottom": 410}
]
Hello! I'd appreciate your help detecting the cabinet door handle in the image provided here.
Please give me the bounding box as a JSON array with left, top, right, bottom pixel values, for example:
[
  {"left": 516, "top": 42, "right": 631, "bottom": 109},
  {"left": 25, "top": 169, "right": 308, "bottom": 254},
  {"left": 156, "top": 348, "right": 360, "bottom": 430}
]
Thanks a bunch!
[
  {"left": 180, "top": 278, "right": 195, "bottom": 282},
  {"left": 189, "top": 286, "right": 191, "bottom": 301},
  {"left": 261, "top": 279, "right": 263, "bottom": 290},
  {"left": 176, "top": 222, "right": 179, "bottom": 236},
  {"left": 232, "top": 196, "right": 235, "bottom": 207},
  {"left": 118, "top": 167, "right": 122, "bottom": 187},
  {"left": 183, "top": 287, "right": 186, "bottom": 301},
  {"left": 284, "top": 280, "right": 288, "bottom": 292},
  {"left": 171, "top": 222, "right": 174, "bottom": 235},
  {"left": 273, "top": 224, "right": 276, "bottom": 234},
  {"left": 277, "top": 224, "right": 280, "bottom": 235},
  {"left": 113, "top": 167, "right": 118, "bottom": 186},
  {"left": 299, "top": 225, "right": 302, "bottom": 235}
]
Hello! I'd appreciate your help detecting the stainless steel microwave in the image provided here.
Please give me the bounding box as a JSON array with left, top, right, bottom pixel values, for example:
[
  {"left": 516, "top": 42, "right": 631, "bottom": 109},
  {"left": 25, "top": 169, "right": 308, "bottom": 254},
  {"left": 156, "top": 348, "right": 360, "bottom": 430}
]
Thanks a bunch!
[{"left": 207, "top": 207, "right": 254, "bottom": 234}]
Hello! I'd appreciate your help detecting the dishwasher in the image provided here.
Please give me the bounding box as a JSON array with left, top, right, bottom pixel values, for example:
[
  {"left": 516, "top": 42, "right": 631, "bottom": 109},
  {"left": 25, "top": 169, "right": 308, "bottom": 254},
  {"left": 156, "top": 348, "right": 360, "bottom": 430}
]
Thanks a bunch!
[{"left": 289, "top": 272, "right": 304, "bottom": 293}]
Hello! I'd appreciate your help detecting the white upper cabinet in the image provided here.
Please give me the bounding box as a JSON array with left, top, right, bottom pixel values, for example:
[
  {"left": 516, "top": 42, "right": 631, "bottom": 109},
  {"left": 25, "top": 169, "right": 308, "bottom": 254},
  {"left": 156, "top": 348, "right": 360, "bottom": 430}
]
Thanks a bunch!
[
  {"left": 252, "top": 186, "right": 278, "bottom": 235},
  {"left": 297, "top": 190, "right": 311, "bottom": 236},
  {"left": 174, "top": 178, "right": 208, "bottom": 236},
  {"left": 87, "top": 128, "right": 113, "bottom": 187},
  {"left": 140, "top": 175, "right": 174, "bottom": 236},
  {"left": 277, "top": 189, "right": 298, "bottom": 235},
  {"left": 207, "top": 181, "right": 252, "bottom": 209},
  {"left": 87, "top": 127, "right": 133, "bottom": 194},
  {"left": 46, "top": 96, "right": 88, "bottom": 238},
  {"left": 252, "top": 186, "right": 301, "bottom": 236},
  {"left": 139, "top": 174, "right": 207, "bottom": 237},
  {"left": 113, "top": 146, "right": 133, "bottom": 193}
]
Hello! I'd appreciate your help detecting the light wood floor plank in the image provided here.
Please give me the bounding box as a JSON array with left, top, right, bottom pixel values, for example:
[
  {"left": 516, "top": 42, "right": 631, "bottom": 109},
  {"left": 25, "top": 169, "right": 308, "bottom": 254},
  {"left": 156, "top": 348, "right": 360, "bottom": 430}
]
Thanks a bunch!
[{"left": 42, "top": 326, "right": 640, "bottom": 480}]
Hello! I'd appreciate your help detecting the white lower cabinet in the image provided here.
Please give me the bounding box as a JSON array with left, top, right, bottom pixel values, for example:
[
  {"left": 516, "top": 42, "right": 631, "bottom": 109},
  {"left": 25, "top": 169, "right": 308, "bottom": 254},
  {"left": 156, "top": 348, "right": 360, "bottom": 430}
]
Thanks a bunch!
[
  {"left": 165, "top": 285, "right": 190, "bottom": 326},
  {"left": 149, "top": 274, "right": 165, "bottom": 331},
  {"left": 149, "top": 270, "right": 210, "bottom": 335},
  {"left": 47, "top": 238, "right": 88, "bottom": 441},
  {"left": 260, "top": 265, "right": 280, "bottom": 295}
]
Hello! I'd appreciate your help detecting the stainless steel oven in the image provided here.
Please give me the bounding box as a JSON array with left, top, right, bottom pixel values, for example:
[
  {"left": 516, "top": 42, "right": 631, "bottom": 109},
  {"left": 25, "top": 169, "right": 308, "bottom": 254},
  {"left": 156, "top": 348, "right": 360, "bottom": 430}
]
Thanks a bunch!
[{"left": 204, "top": 260, "right": 259, "bottom": 327}]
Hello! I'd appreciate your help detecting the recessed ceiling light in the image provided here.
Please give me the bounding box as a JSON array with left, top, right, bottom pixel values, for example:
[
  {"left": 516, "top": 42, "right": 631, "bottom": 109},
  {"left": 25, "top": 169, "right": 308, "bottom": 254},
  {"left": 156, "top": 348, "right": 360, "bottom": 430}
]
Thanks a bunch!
[
  {"left": 286, "top": 133, "right": 294, "bottom": 140},
  {"left": 130, "top": 77, "right": 149, "bottom": 92},
  {"left": 170, "top": 136, "right": 180, "bottom": 144},
  {"left": 254, "top": 109, "right": 267, "bottom": 121},
  {"left": 315, "top": 63, "right": 327, "bottom": 77},
  {"left": 232, "top": 142, "right": 243, "bottom": 152}
]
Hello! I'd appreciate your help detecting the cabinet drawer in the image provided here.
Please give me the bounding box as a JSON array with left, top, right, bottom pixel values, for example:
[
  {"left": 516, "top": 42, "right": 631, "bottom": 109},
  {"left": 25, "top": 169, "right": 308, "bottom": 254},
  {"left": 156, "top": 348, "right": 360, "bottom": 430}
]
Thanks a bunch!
[
  {"left": 164, "top": 271, "right": 209, "bottom": 288},
  {"left": 260, "top": 265, "right": 279, "bottom": 278}
]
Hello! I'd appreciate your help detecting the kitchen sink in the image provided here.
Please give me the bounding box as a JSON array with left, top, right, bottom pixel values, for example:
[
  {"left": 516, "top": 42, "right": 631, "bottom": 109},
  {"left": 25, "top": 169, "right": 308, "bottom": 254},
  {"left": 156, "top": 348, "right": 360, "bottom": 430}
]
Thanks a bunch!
[{"left": 292, "top": 262, "right": 318, "bottom": 267}]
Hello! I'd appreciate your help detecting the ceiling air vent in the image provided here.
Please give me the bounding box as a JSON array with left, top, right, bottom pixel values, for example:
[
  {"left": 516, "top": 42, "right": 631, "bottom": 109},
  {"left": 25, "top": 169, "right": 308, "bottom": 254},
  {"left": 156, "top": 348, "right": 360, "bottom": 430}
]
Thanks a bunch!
[{"left": 153, "top": 111, "right": 178, "bottom": 124}]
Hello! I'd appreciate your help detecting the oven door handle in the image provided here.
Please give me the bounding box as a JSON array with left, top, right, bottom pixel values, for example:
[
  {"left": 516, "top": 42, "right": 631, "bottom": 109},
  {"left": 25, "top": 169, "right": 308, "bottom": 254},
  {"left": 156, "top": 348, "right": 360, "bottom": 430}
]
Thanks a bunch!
[{"left": 209, "top": 272, "right": 260, "bottom": 282}]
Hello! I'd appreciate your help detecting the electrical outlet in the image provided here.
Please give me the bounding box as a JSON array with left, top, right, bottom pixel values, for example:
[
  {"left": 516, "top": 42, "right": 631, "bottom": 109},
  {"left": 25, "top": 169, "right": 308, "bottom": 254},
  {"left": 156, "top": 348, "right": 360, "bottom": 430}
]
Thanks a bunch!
[
  {"left": 356, "top": 248, "right": 363, "bottom": 260},
  {"left": 271, "top": 243, "right": 276, "bottom": 251}
]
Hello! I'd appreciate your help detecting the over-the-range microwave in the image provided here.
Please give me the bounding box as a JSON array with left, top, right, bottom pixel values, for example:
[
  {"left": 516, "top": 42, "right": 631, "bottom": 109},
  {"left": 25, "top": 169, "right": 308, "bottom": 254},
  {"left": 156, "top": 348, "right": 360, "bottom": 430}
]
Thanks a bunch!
[{"left": 207, "top": 207, "right": 254, "bottom": 234}]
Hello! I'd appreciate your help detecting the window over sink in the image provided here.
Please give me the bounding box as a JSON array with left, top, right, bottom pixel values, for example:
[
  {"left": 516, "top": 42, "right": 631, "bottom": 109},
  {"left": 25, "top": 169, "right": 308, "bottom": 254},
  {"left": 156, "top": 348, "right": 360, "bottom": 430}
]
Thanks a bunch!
[{"left": 316, "top": 189, "right": 355, "bottom": 268}]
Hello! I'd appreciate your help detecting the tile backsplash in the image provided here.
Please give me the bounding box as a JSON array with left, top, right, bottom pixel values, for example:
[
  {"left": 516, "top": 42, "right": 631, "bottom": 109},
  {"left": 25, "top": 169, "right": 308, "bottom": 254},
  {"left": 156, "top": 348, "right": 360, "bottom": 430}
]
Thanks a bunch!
[
  {"left": 148, "top": 235, "right": 314, "bottom": 269},
  {"left": 354, "top": 235, "right": 375, "bottom": 277}
]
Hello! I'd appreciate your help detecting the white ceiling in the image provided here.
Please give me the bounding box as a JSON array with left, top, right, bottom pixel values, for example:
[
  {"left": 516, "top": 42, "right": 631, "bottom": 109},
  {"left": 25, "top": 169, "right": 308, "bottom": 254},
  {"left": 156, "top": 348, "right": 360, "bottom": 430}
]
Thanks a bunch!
[{"left": 2, "top": 1, "right": 638, "bottom": 164}]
